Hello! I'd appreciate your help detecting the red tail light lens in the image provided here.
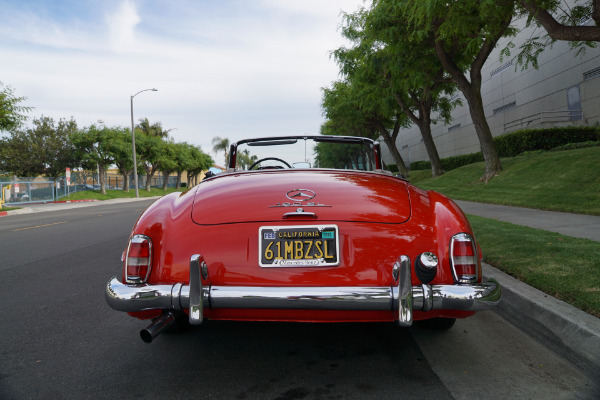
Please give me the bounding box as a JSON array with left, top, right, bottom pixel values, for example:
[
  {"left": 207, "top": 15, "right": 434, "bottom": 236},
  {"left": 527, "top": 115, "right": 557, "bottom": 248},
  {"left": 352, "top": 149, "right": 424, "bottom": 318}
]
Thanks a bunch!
[
  {"left": 450, "top": 233, "right": 479, "bottom": 283},
  {"left": 124, "top": 234, "right": 152, "bottom": 284}
]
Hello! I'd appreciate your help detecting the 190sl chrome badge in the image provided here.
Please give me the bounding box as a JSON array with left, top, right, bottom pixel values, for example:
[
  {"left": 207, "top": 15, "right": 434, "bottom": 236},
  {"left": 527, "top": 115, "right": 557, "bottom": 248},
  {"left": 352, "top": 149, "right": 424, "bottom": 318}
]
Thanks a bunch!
[{"left": 270, "top": 189, "right": 331, "bottom": 208}]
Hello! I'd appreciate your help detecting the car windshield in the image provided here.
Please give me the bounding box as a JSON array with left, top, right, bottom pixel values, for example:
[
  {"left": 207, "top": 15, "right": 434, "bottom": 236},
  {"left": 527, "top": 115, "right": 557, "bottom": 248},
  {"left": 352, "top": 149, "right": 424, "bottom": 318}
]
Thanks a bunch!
[{"left": 235, "top": 137, "right": 377, "bottom": 171}]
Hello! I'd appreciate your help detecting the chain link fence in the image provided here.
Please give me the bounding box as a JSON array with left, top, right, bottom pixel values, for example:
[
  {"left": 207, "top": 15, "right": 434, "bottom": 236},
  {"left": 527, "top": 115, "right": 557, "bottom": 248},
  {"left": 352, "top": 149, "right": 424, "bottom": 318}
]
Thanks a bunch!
[{"left": 1, "top": 172, "right": 178, "bottom": 206}]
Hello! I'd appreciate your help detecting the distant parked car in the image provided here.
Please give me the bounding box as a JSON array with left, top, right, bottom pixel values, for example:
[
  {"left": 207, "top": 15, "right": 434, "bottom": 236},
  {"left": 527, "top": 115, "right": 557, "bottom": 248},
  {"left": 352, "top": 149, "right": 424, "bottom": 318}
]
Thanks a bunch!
[{"left": 106, "top": 135, "right": 502, "bottom": 343}]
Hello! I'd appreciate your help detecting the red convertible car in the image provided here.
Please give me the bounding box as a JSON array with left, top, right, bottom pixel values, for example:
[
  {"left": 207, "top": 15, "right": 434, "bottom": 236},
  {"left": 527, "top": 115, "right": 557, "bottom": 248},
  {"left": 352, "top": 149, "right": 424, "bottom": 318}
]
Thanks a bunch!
[{"left": 106, "top": 136, "right": 501, "bottom": 343}]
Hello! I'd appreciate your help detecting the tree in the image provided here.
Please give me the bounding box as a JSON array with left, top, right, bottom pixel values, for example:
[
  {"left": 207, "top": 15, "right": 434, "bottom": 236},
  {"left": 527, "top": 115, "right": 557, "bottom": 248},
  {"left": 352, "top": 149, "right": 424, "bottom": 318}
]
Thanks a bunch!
[
  {"left": 519, "top": 0, "right": 599, "bottom": 42},
  {"left": 186, "top": 146, "right": 213, "bottom": 186},
  {"left": 107, "top": 128, "right": 135, "bottom": 192},
  {"left": 134, "top": 118, "right": 173, "bottom": 191},
  {"left": 0, "top": 82, "right": 32, "bottom": 132},
  {"left": 171, "top": 142, "right": 193, "bottom": 189},
  {"left": 321, "top": 80, "right": 410, "bottom": 176},
  {"left": 334, "top": 7, "right": 459, "bottom": 177},
  {"left": 0, "top": 116, "right": 78, "bottom": 179},
  {"left": 71, "top": 124, "right": 117, "bottom": 194},
  {"left": 237, "top": 149, "right": 258, "bottom": 170},
  {"left": 136, "top": 117, "right": 173, "bottom": 138},
  {"left": 402, "top": 0, "right": 517, "bottom": 181},
  {"left": 157, "top": 139, "right": 178, "bottom": 190},
  {"left": 136, "top": 132, "right": 164, "bottom": 192},
  {"left": 211, "top": 136, "right": 230, "bottom": 166}
]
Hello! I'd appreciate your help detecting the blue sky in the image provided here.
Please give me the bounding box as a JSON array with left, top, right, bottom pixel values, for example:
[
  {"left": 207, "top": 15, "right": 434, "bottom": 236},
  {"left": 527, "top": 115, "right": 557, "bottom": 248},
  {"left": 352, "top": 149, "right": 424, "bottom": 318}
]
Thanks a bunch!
[{"left": 0, "top": 0, "right": 365, "bottom": 165}]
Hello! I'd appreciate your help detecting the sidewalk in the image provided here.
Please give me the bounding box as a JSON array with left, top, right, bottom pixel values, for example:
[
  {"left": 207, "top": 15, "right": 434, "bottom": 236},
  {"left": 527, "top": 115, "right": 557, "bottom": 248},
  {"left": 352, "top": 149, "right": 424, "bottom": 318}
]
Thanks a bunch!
[
  {"left": 455, "top": 200, "right": 600, "bottom": 242},
  {"left": 457, "top": 200, "right": 600, "bottom": 379},
  {"left": 2, "top": 197, "right": 599, "bottom": 378},
  {"left": 0, "top": 196, "right": 158, "bottom": 217}
]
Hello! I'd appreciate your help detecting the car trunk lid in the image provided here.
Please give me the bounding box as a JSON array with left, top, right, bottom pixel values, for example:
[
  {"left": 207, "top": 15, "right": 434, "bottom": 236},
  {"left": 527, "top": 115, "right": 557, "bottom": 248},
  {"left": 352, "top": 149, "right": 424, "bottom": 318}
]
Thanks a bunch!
[{"left": 191, "top": 170, "right": 411, "bottom": 225}]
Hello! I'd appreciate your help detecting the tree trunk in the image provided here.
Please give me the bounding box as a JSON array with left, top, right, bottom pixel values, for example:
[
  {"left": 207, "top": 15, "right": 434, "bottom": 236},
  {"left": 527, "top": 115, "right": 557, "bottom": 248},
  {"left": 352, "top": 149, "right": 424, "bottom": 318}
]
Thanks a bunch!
[
  {"left": 162, "top": 171, "right": 169, "bottom": 191},
  {"left": 389, "top": 88, "right": 444, "bottom": 178},
  {"left": 176, "top": 171, "right": 182, "bottom": 189},
  {"left": 99, "top": 164, "right": 107, "bottom": 195},
  {"left": 419, "top": 120, "right": 444, "bottom": 178},
  {"left": 145, "top": 165, "right": 159, "bottom": 192},
  {"left": 145, "top": 173, "right": 152, "bottom": 192},
  {"left": 379, "top": 132, "right": 408, "bottom": 177},
  {"left": 433, "top": 40, "right": 503, "bottom": 182},
  {"left": 122, "top": 172, "right": 129, "bottom": 192},
  {"left": 463, "top": 88, "right": 502, "bottom": 182}
]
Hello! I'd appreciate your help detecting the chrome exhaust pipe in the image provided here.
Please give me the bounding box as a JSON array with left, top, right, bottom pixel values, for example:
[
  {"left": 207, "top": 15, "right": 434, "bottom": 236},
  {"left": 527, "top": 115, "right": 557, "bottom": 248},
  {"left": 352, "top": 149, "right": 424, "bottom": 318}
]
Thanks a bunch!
[{"left": 140, "top": 311, "right": 176, "bottom": 343}]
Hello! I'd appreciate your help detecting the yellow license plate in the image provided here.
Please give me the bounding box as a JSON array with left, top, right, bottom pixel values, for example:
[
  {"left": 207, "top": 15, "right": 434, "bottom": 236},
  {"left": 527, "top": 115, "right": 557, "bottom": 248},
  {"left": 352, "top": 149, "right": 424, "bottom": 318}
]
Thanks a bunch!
[{"left": 259, "top": 225, "right": 339, "bottom": 267}]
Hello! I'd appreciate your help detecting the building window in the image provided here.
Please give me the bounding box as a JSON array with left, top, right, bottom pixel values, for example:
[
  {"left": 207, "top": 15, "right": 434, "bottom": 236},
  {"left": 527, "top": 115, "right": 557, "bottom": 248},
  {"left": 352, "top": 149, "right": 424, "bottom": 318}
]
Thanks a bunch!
[
  {"left": 583, "top": 67, "right": 600, "bottom": 81},
  {"left": 490, "top": 60, "right": 513, "bottom": 77},
  {"left": 493, "top": 101, "right": 516, "bottom": 115},
  {"left": 448, "top": 123, "right": 461, "bottom": 133}
]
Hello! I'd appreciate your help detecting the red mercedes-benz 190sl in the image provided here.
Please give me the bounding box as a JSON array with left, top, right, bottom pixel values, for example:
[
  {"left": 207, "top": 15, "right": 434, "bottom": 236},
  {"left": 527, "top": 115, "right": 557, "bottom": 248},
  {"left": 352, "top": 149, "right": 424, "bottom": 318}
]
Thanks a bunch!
[{"left": 106, "top": 136, "right": 501, "bottom": 343}]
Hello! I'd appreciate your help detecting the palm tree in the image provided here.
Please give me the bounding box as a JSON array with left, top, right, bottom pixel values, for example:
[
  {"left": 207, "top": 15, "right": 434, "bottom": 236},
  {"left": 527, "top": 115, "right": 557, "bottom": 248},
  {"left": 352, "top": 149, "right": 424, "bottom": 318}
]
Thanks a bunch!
[
  {"left": 136, "top": 117, "right": 172, "bottom": 138},
  {"left": 211, "top": 136, "right": 230, "bottom": 166}
]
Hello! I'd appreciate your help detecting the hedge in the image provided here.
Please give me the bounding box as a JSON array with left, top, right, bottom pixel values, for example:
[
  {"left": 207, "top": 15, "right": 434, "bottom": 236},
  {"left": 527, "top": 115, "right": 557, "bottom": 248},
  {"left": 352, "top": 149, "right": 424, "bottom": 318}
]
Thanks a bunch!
[{"left": 409, "top": 126, "right": 600, "bottom": 171}]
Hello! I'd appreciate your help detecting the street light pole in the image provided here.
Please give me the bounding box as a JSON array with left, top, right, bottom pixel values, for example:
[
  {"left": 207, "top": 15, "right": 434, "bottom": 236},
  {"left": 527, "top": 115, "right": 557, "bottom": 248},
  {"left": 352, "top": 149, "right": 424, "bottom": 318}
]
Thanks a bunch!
[{"left": 130, "top": 88, "right": 158, "bottom": 197}]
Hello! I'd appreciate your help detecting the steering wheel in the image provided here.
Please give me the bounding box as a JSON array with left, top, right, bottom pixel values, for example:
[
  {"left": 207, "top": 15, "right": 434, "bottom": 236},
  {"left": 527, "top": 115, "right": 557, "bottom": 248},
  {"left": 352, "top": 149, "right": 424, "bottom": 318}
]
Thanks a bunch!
[{"left": 249, "top": 157, "right": 291, "bottom": 170}]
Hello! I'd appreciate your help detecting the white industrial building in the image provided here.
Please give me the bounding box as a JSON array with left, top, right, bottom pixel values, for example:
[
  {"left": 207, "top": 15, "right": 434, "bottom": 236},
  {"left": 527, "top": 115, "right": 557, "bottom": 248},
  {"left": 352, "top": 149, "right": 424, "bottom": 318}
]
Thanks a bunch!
[{"left": 382, "top": 14, "right": 600, "bottom": 167}]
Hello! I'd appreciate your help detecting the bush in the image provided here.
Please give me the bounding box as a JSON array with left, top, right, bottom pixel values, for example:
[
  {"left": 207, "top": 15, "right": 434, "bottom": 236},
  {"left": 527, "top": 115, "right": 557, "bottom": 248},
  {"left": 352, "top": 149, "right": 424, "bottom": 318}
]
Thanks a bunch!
[
  {"left": 409, "top": 161, "right": 428, "bottom": 170},
  {"left": 386, "top": 164, "right": 399, "bottom": 173},
  {"left": 409, "top": 126, "right": 600, "bottom": 171},
  {"left": 550, "top": 141, "right": 600, "bottom": 151},
  {"left": 494, "top": 127, "right": 600, "bottom": 157}
]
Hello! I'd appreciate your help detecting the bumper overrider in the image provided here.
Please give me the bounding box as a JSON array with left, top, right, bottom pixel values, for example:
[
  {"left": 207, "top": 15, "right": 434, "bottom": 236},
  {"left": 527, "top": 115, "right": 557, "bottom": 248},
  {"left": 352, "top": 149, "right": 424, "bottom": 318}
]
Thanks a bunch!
[{"left": 106, "top": 255, "right": 501, "bottom": 342}]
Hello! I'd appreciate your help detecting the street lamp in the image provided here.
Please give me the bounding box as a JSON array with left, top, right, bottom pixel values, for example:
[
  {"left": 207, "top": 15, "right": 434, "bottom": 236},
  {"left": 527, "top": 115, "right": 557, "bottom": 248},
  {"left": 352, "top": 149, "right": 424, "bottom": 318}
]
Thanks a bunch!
[{"left": 130, "top": 88, "right": 158, "bottom": 197}]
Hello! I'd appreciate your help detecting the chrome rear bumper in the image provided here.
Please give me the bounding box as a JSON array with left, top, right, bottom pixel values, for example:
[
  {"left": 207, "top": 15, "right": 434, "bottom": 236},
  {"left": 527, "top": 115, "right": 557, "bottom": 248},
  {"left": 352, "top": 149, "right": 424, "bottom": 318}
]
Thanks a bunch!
[{"left": 106, "top": 254, "right": 501, "bottom": 327}]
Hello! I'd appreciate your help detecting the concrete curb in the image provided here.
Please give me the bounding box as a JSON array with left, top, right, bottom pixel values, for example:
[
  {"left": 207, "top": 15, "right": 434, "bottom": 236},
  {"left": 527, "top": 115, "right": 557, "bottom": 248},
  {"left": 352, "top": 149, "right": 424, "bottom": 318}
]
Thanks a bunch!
[{"left": 483, "top": 263, "right": 600, "bottom": 380}]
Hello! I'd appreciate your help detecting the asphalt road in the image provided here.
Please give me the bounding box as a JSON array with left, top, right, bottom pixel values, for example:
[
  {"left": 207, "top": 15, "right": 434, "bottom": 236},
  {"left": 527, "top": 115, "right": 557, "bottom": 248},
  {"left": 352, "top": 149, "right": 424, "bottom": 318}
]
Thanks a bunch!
[{"left": 1, "top": 200, "right": 598, "bottom": 399}]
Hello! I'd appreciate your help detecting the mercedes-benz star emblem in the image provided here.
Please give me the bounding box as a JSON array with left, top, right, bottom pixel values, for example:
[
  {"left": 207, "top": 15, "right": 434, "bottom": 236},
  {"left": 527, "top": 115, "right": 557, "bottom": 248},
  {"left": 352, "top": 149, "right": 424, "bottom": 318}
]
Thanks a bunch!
[{"left": 286, "top": 189, "right": 316, "bottom": 202}]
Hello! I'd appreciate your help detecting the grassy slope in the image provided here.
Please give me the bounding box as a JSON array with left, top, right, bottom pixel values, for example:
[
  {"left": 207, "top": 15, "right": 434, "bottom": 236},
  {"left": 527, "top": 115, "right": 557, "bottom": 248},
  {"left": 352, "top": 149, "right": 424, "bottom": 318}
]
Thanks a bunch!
[
  {"left": 410, "top": 146, "right": 600, "bottom": 215},
  {"left": 468, "top": 215, "right": 600, "bottom": 317}
]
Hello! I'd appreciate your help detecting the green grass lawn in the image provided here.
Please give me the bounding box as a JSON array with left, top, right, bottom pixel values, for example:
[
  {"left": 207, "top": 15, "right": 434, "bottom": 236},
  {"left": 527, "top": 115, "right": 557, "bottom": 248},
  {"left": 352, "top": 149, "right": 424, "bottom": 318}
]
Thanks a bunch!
[
  {"left": 468, "top": 215, "right": 600, "bottom": 318},
  {"left": 411, "top": 146, "right": 600, "bottom": 215}
]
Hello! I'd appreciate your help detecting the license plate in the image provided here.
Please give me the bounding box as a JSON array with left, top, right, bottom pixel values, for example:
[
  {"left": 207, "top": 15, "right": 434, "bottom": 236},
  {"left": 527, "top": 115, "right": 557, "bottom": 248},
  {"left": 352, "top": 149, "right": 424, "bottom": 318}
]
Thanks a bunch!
[{"left": 259, "top": 225, "right": 339, "bottom": 267}]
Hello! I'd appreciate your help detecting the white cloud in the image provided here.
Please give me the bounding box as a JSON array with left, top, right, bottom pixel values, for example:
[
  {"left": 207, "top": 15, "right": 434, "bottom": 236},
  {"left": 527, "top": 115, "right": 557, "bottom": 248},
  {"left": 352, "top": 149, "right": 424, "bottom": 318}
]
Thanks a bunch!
[{"left": 106, "top": 0, "right": 141, "bottom": 52}]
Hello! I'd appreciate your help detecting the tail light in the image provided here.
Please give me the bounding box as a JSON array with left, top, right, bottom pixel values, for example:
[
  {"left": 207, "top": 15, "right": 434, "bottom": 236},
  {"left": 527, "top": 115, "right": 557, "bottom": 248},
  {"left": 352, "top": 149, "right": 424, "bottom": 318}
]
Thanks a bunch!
[
  {"left": 124, "top": 234, "right": 152, "bottom": 284},
  {"left": 450, "top": 233, "right": 479, "bottom": 283}
]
